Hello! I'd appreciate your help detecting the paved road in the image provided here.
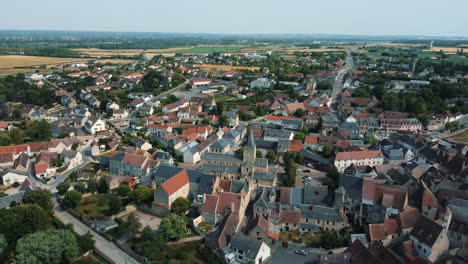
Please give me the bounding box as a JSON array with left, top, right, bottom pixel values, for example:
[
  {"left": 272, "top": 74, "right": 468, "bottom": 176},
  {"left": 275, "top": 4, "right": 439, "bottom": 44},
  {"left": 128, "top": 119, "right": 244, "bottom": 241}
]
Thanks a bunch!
[
  {"left": 54, "top": 204, "right": 140, "bottom": 264},
  {"left": 272, "top": 246, "right": 326, "bottom": 264}
]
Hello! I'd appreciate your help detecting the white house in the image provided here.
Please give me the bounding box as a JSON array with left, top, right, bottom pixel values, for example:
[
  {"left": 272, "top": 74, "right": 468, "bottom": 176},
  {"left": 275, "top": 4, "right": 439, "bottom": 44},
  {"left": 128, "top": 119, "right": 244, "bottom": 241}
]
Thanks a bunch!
[
  {"left": 106, "top": 102, "right": 120, "bottom": 111},
  {"left": 0, "top": 169, "right": 28, "bottom": 185},
  {"left": 334, "top": 150, "right": 384, "bottom": 172},
  {"left": 84, "top": 117, "right": 107, "bottom": 135},
  {"left": 250, "top": 78, "right": 275, "bottom": 89},
  {"left": 113, "top": 109, "right": 129, "bottom": 119},
  {"left": 226, "top": 234, "right": 271, "bottom": 264}
]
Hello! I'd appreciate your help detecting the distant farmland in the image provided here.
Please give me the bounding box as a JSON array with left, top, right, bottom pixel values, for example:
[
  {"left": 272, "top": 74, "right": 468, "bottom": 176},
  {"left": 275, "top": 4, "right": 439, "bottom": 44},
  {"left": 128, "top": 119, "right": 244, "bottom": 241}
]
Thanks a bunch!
[{"left": 194, "top": 64, "right": 260, "bottom": 72}]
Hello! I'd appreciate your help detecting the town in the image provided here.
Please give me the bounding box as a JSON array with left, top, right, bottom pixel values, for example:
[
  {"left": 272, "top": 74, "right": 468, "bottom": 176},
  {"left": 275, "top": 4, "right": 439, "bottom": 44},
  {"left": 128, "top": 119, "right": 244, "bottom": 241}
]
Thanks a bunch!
[{"left": 0, "top": 30, "right": 467, "bottom": 264}]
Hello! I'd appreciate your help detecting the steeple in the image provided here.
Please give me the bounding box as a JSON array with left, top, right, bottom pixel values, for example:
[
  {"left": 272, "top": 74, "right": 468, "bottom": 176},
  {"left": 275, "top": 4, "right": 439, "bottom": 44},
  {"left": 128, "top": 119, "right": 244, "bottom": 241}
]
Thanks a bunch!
[
  {"left": 246, "top": 127, "right": 256, "bottom": 149},
  {"left": 243, "top": 127, "right": 256, "bottom": 163}
]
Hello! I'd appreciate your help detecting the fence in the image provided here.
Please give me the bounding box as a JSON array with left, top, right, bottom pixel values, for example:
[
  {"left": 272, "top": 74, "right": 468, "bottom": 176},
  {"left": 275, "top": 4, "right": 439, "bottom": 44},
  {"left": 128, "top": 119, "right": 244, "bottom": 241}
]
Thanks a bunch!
[
  {"left": 188, "top": 216, "right": 205, "bottom": 237},
  {"left": 57, "top": 198, "right": 150, "bottom": 264}
]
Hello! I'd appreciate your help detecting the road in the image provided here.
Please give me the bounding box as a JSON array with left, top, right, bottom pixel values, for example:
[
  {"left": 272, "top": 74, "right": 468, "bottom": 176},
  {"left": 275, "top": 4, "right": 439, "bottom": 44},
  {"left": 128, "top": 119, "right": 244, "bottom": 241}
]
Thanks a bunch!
[
  {"left": 272, "top": 245, "right": 327, "bottom": 264},
  {"left": 54, "top": 202, "right": 140, "bottom": 264},
  {"left": 329, "top": 49, "right": 356, "bottom": 112}
]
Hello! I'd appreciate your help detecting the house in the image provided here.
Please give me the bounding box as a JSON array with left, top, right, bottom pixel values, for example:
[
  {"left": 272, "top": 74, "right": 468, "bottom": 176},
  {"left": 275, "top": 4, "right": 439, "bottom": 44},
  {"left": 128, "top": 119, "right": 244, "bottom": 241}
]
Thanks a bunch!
[
  {"left": 222, "top": 111, "right": 239, "bottom": 127},
  {"left": 250, "top": 78, "right": 274, "bottom": 89},
  {"left": 0, "top": 122, "right": 11, "bottom": 131},
  {"left": 112, "top": 109, "right": 129, "bottom": 119},
  {"left": 155, "top": 150, "right": 174, "bottom": 165},
  {"left": 0, "top": 144, "right": 29, "bottom": 159},
  {"left": 0, "top": 168, "right": 28, "bottom": 185},
  {"left": 61, "top": 150, "right": 83, "bottom": 170},
  {"left": 200, "top": 191, "right": 249, "bottom": 225},
  {"left": 380, "top": 118, "right": 422, "bottom": 132},
  {"left": 192, "top": 78, "right": 212, "bottom": 87},
  {"left": 109, "top": 152, "right": 154, "bottom": 177},
  {"left": 209, "top": 138, "right": 233, "bottom": 153},
  {"left": 34, "top": 163, "right": 50, "bottom": 178},
  {"left": 131, "top": 138, "right": 152, "bottom": 151},
  {"left": 153, "top": 169, "right": 190, "bottom": 210},
  {"left": 13, "top": 153, "right": 30, "bottom": 172},
  {"left": 84, "top": 116, "right": 107, "bottom": 135},
  {"left": 0, "top": 152, "right": 14, "bottom": 167},
  {"left": 225, "top": 233, "right": 271, "bottom": 264},
  {"left": 263, "top": 129, "right": 294, "bottom": 142},
  {"left": 334, "top": 150, "right": 384, "bottom": 172},
  {"left": 368, "top": 219, "right": 402, "bottom": 247},
  {"left": 206, "top": 212, "right": 240, "bottom": 251},
  {"left": 409, "top": 215, "right": 449, "bottom": 262}
]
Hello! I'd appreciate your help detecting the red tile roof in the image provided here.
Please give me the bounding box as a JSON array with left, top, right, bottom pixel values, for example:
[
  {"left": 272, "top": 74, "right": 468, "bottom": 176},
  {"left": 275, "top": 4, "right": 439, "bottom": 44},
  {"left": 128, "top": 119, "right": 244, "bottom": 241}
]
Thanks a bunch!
[
  {"left": 399, "top": 208, "right": 421, "bottom": 228},
  {"left": 201, "top": 192, "right": 243, "bottom": 214},
  {"left": 0, "top": 122, "right": 9, "bottom": 129},
  {"left": 422, "top": 189, "right": 439, "bottom": 208},
  {"left": 279, "top": 210, "right": 301, "bottom": 223},
  {"left": 384, "top": 219, "right": 400, "bottom": 235},
  {"left": 122, "top": 153, "right": 148, "bottom": 168},
  {"left": 34, "top": 163, "right": 48, "bottom": 175},
  {"left": 290, "top": 140, "right": 304, "bottom": 152},
  {"left": 161, "top": 170, "right": 189, "bottom": 196},
  {"left": 305, "top": 136, "right": 318, "bottom": 144},
  {"left": 27, "top": 141, "right": 50, "bottom": 152},
  {"left": 0, "top": 144, "right": 28, "bottom": 155},
  {"left": 369, "top": 223, "right": 386, "bottom": 241}
]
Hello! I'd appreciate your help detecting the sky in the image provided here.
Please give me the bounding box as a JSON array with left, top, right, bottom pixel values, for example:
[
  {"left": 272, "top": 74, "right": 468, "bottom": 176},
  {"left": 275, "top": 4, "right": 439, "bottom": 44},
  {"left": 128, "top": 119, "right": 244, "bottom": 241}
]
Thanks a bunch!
[{"left": 1, "top": 0, "right": 467, "bottom": 37}]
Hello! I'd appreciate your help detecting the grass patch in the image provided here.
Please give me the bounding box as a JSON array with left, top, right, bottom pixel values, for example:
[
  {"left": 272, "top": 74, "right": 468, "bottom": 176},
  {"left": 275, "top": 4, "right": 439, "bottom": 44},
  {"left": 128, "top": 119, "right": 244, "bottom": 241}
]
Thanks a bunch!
[
  {"left": 279, "top": 231, "right": 320, "bottom": 245},
  {"left": 197, "top": 222, "right": 213, "bottom": 235},
  {"left": 76, "top": 194, "right": 111, "bottom": 219}
]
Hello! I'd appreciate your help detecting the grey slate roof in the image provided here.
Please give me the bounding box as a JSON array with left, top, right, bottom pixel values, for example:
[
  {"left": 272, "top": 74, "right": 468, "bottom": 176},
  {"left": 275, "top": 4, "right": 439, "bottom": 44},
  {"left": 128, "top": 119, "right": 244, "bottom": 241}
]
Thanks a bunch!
[
  {"left": 0, "top": 191, "right": 25, "bottom": 209},
  {"left": 300, "top": 205, "right": 346, "bottom": 222},
  {"left": 339, "top": 173, "right": 363, "bottom": 201},
  {"left": 202, "top": 152, "right": 242, "bottom": 162},
  {"left": 229, "top": 233, "right": 265, "bottom": 260}
]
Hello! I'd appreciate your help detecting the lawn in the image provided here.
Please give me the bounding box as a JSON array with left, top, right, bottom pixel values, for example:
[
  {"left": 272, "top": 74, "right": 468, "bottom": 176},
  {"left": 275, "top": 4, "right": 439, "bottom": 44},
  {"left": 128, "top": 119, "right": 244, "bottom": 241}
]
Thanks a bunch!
[
  {"left": 76, "top": 194, "right": 111, "bottom": 219},
  {"left": 446, "top": 55, "right": 468, "bottom": 65},
  {"left": 279, "top": 231, "right": 320, "bottom": 245},
  {"left": 197, "top": 221, "right": 214, "bottom": 235}
]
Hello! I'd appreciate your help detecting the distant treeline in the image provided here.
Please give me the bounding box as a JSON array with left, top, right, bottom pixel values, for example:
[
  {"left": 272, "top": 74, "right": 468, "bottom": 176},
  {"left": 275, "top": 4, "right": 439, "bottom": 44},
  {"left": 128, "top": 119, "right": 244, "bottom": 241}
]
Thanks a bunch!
[{"left": 0, "top": 47, "right": 80, "bottom": 57}]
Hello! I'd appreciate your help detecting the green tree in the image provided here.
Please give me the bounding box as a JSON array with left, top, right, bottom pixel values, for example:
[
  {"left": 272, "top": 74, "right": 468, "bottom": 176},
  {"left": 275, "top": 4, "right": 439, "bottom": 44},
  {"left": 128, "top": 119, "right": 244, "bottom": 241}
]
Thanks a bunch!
[
  {"left": 57, "top": 182, "right": 70, "bottom": 196},
  {"left": 76, "top": 232, "right": 95, "bottom": 255},
  {"left": 86, "top": 178, "right": 98, "bottom": 194},
  {"left": 364, "top": 133, "right": 379, "bottom": 145},
  {"left": 219, "top": 115, "right": 229, "bottom": 127},
  {"left": 266, "top": 150, "right": 276, "bottom": 163},
  {"left": 171, "top": 197, "right": 191, "bottom": 214},
  {"left": 73, "top": 183, "right": 87, "bottom": 194},
  {"left": 109, "top": 195, "right": 123, "bottom": 214},
  {"left": 0, "top": 204, "right": 51, "bottom": 244},
  {"left": 130, "top": 186, "right": 153, "bottom": 205},
  {"left": 117, "top": 184, "right": 132, "bottom": 197},
  {"left": 15, "top": 229, "right": 79, "bottom": 264},
  {"left": 23, "top": 189, "right": 54, "bottom": 214},
  {"left": 0, "top": 234, "right": 6, "bottom": 259},
  {"left": 64, "top": 190, "right": 82, "bottom": 208},
  {"left": 294, "top": 109, "right": 305, "bottom": 117},
  {"left": 119, "top": 213, "right": 142, "bottom": 238},
  {"left": 158, "top": 213, "right": 187, "bottom": 242},
  {"left": 97, "top": 177, "right": 108, "bottom": 193}
]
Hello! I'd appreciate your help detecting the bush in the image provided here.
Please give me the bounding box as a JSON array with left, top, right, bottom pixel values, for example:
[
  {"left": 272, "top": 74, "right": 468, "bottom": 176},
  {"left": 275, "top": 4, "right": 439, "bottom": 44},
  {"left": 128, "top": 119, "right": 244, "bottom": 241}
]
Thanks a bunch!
[
  {"left": 12, "top": 182, "right": 20, "bottom": 188},
  {"left": 64, "top": 190, "right": 82, "bottom": 208}
]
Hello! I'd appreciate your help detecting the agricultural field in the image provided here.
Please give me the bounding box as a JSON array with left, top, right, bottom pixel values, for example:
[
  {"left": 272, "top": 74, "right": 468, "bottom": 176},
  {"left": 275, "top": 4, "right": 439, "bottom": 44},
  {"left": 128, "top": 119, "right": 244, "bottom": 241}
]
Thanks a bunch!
[
  {"left": 0, "top": 55, "right": 135, "bottom": 76},
  {"left": 447, "top": 129, "right": 468, "bottom": 144},
  {"left": 421, "top": 46, "right": 464, "bottom": 53},
  {"left": 194, "top": 64, "right": 260, "bottom": 72}
]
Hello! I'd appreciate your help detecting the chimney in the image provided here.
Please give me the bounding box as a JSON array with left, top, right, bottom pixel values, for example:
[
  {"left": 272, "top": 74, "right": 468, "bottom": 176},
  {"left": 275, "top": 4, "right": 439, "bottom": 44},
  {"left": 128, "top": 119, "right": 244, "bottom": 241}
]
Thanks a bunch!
[{"left": 231, "top": 202, "right": 235, "bottom": 212}]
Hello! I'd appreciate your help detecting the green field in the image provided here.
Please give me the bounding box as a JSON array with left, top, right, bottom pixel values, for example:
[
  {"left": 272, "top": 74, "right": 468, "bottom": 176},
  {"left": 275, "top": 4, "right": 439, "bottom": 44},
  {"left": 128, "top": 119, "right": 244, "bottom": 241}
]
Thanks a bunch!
[
  {"left": 446, "top": 55, "right": 468, "bottom": 65},
  {"left": 168, "top": 46, "right": 244, "bottom": 54},
  {"left": 76, "top": 194, "right": 111, "bottom": 219}
]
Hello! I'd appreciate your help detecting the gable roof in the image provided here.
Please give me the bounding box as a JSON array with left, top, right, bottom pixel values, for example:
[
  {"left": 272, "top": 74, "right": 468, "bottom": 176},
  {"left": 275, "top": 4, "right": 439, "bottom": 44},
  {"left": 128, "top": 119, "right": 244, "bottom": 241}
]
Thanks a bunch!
[
  {"left": 410, "top": 215, "right": 443, "bottom": 247},
  {"left": 344, "top": 240, "right": 383, "bottom": 264},
  {"left": 160, "top": 169, "right": 189, "bottom": 196},
  {"left": 335, "top": 150, "right": 383, "bottom": 161},
  {"left": 399, "top": 208, "right": 421, "bottom": 228}
]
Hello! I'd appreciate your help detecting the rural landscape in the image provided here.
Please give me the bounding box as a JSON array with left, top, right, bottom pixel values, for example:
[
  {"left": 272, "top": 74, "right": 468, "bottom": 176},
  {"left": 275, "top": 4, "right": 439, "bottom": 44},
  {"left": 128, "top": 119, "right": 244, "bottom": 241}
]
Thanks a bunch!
[{"left": 0, "top": 1, "right": 467, "bottom": 264}]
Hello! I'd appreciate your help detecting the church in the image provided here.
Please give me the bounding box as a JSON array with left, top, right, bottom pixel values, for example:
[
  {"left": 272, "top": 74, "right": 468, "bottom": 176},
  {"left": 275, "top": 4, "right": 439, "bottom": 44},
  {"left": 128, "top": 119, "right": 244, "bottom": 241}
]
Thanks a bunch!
[{"left": 201, "top": 128, "right": 277, "bottom": 187}]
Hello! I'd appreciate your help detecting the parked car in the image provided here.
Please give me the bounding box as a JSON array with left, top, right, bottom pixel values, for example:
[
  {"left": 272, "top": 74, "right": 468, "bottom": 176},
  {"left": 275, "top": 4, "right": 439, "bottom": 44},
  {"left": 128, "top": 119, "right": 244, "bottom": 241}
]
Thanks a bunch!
[
  {"left": 307, "top": 163, "right": 314, "bottom": 168},
  {"left": 294, "top": 249, "right": 309, "bottom": 256},
  {"left": 303, "top": 169, "right": 311, "bottom": 173}
]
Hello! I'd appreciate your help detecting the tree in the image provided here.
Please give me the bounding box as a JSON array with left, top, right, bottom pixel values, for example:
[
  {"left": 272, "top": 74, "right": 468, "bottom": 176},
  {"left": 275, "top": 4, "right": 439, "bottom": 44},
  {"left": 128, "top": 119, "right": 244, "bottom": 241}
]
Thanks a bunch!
[
  {"left": 117, "top": 184, "right": 132, "bottom": 197},
  {"left": 0, "top": 234, "right": 6, "bottom": 258},
  {"left": 219, "top": 115, "right": 229, "bottom": 127},
  {"left": 86, "top": 178, "right": 98, "bottom": 194},
  {"left": 0, "top": 204, "right": 51, "bottom": 244},
  {"left": 15, "top": 229, "right": 79, "bottom": 264},
  {"left": 97, "top": 177, "right": 108, "bottom": 193},
  {"left": 266, "top": 150, "right": 276, "bottom": 163},
  {"left": 76, "top": 232, "right": 95, "bottom": 255},
  {"left": 23, "top": 189, "right": 54, "bottom": 214},
  {"left": 294, "top": 109, "right": 305, "bottom": 117},
  {"left": 119, "top": 213, "right": 142, "bottom": 238},
  {"left": 171, "top": 197, "right": 191, "bottom": 214},
  {"left": 57, "top": 182, "right": 70, "bottom": 196},
  {"left": 130, "top": 186, "right": 153, "bottom": 205},
  {"left": 73, "top": 183, "right": 87, "bottom": 194},
  {"left": 365, "top": 133, "right": 379, "bottom": 145},
  {"left": 158, "top": 213, "right": 187, "bottom": 242},
  {"left": 64, "top": 190, "right": 82, "bottom": 208},
  {"left": 109, "top": 195, "right": 123, "bottom": 214}
]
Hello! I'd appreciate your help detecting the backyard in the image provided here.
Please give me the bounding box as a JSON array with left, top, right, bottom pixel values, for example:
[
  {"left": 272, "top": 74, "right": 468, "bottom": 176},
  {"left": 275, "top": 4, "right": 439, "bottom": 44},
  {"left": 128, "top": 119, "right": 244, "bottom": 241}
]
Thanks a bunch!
[
  {"left": 76, "top": 194, "right": 111, "bottom": 219},
  {"left": 279, "top": 231, "right": 320, "bottom": 246}
]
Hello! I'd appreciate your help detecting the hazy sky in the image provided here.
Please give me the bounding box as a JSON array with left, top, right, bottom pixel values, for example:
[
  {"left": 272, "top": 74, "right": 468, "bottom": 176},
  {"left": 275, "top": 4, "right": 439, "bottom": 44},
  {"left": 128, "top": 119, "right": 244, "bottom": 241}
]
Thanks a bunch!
[{"left": 2, "top": 0, "right": 467, "bottom": 37}]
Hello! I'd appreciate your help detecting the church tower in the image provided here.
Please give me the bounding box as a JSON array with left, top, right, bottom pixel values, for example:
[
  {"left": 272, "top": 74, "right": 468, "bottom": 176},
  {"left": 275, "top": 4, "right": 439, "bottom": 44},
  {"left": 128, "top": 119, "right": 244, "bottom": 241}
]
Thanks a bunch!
[{"left": 243, "top": 127, "right": 256, "bottom": 164}]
